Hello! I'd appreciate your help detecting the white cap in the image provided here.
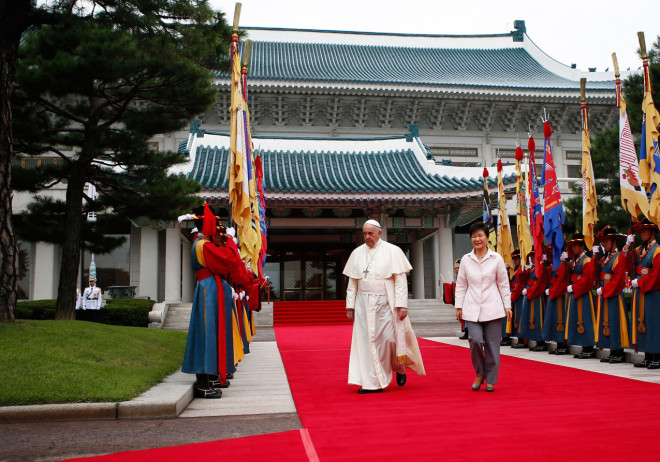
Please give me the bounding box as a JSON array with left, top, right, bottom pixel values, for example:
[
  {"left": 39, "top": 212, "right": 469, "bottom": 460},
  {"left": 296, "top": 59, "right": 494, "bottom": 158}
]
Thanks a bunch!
[{"left": 364, "top": 219, "right": 381, "bottom": 229}]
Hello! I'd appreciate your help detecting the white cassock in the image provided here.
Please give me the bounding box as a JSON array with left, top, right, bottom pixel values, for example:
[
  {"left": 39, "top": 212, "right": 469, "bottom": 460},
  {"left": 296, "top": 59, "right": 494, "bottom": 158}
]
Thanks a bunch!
[
  {"left": 82, "top": 286, "right": 103, "bottom": 310},
  {"left": 344, "top": 239, "right": 425, "bottom": 390}
]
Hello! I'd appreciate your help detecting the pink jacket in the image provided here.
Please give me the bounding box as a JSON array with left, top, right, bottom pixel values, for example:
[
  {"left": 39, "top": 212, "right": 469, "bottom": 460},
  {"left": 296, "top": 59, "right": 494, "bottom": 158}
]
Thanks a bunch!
[{"left": 455, "top": 249, "right": 511, "bottom": 322}]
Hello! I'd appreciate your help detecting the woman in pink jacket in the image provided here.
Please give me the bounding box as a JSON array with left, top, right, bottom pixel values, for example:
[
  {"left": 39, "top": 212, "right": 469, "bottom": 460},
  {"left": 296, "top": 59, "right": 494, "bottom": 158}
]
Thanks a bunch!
[{"left": 455, "top": 222, "right": 512, "bottom": 392}]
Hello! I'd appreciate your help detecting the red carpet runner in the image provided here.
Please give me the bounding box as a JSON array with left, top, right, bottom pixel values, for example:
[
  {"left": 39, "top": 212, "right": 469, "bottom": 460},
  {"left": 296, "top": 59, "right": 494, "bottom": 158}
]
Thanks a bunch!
[
  {"left": 276, "top": 325, "right": 660, "bottom": 461},
  {"left": 66, "top": 325, "right": 660, "bottom": 461}
]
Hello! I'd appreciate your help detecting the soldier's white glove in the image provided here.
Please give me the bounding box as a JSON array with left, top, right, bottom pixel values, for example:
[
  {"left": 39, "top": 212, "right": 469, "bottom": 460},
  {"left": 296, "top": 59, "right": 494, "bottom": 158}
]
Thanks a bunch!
[
  {"left": 239, "top": 291, "right": 245, "bottom": 300},
  {"left": 560, "top": 251, "right": 568, "bottom": 262},
  {"left": 542, "top": 253, "right": 547, "bottom": 261},
  {"left": 627, "top": 234, "right": 635, "bottom": 246},
  {"left": 522, "top": 288, "right": 528, "bottom": 296},
  {"left": 545, "top": 289, "right": 549, "bottom": 296},
  {"left": 567, "top": 285, "right": 573, "bottom": 294},
  {"left": 632, "top": 279, "right": 639, "bottom": 288},
  {"left": 597, "top": 287, "right": 603, "bottom": 296},
  {"left": 592, "top": 246, "right": 600, "bottom": 255}
]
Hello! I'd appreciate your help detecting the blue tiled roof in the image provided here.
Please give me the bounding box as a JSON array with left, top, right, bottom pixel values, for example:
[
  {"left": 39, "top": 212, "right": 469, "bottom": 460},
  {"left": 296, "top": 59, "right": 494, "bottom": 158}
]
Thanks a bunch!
[
  {"left": 236, "top": 41, "right": 613, "bottom": 91},
  {"left": 186, "top": 136, "right": 514, "bottom": 198}
]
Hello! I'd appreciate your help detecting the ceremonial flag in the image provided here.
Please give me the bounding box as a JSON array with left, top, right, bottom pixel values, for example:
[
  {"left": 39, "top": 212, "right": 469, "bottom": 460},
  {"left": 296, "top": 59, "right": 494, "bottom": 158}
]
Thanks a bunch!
[
  {"left": 580, "top": 78, "right": 598, "bottom": 248},
  {"left": 482, "top": 168, "right": 497, "bottom": 250},
  {"left": 228, "top": 9, "right": 252, "bottom": 263},
  {"left": 515, "top": 145, "right": 532, "bottom": 265},
  {"left": 638, "top": 33, "right": 660, "bottom": 225},
  {"left": 541, "top": 119, "right": 565, "bottom": 269},
  {"left": 255, "top": 152, "right": 268, "bottom": 279},
  {"left": 613, "top": 52, "right": 650, "bottom": 220},
  {"left": 496, "top": 158, "right": 514, "bottom": 276},
  {"left": 528, "top": 134, "right": 544, "bottom": 274}
]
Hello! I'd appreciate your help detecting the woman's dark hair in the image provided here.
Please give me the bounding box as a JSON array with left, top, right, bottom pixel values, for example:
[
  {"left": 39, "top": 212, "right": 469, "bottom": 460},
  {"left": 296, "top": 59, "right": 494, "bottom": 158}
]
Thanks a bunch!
[{"left": 469, "top": 221, "right": 489, "bottom": 237}]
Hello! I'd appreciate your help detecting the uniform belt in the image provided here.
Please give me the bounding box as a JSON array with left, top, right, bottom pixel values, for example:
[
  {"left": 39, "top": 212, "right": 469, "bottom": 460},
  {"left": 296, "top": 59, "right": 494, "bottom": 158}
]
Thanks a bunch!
[
  {"left": 636, "top": 266, "right": 650, "bottom": 276},
  {"left": 570, "top": 274, "right": 581, "bottom": 283},
  {"left": 196, "top": 268, "right": 212, "bottom": 281},
  {"left": 600, "top": 273, "right": 613, "bottom": 284}
]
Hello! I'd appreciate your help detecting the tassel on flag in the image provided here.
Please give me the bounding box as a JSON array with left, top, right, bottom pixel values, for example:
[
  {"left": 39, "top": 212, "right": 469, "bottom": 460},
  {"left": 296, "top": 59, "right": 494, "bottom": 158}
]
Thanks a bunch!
[
  {"left": 637, "top": 33, "right": 660, "bottom": 225},
  {"left": 515, "top": 145, "right": 532, "bottom": 265},
  {"left": 580, "top": 78, "right": 598, "bottom": 248},
  {"left": 541, "top": 114, "right": 565, "bottom": 269},
  {"left": 613, "top": 52, "right": 650, "bottom": 221},
  {"left": 482, "top": 168, "right": 497, "bottom": 251},
  {"left": 528, "top": 132, "right": 544, "bottom": 275},
  {"left": 496, "top": 158, "right": 515, "bottom": 276}
]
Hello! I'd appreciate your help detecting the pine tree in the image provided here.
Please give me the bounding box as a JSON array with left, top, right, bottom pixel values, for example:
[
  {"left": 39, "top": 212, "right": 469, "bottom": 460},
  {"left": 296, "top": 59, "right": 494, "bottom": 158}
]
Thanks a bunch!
[{"left": 10, "top": 1, "right": 234, "bottom": 320}]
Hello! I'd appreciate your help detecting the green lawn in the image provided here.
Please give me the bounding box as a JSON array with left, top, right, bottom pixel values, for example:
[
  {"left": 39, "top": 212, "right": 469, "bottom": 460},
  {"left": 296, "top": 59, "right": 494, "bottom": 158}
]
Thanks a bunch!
[{"left": 0, "top": 320, "right": 188, "bottom": 406}]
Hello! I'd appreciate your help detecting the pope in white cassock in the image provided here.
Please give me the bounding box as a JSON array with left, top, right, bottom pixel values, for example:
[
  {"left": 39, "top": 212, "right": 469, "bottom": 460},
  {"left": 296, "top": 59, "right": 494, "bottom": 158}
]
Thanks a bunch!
[{"left": 343, "top": 220, "right": 425, "bottom": 393}]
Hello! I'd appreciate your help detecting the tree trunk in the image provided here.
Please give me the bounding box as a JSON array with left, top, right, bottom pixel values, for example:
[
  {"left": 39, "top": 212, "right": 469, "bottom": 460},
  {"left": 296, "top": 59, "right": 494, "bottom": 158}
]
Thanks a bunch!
[
  {"left": 0, "top": 2, "right": 27, "bottom": 324},
  {"left": 54, "top": 168, "right": 85, "bottom": 320}
]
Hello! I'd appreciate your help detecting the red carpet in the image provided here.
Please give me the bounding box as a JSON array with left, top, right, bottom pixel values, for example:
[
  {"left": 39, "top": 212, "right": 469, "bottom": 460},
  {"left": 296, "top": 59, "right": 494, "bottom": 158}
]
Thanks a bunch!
[
  {"left": 66, "top": 325, "right": 660, "bottom": 461},
  {"left": 276, "top": 325, "right": 660, "bottom": 461},
  {"left": 273, "top": 301, "right": 352, "bottom": 326},
  {"left": 60, "top": 429, "right": 313, "bottom": 462}
]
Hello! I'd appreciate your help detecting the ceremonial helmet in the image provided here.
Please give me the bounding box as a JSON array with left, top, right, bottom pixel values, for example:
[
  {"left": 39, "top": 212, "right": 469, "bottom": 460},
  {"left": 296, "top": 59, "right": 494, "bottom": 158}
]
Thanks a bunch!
[
  {"left": 595, "top": 225, "right": 626, "bottom": 243},
  {"left": 631, "top": 217, "right": 659, "bottom": 232},
  {"left": 567, "top": 231, "right": 586, "bottom": 245}
]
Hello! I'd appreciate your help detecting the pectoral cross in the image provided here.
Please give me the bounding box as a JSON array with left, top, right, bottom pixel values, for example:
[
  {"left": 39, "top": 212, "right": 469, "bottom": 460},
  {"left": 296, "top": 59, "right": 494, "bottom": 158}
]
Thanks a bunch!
[{"left": 363, "top": 268, "right": 369, "bottom": 278}]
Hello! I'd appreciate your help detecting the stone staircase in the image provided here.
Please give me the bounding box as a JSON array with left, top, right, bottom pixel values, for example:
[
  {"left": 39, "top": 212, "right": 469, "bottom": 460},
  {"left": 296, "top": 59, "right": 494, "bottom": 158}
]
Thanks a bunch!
[
  {"left": 407, "top": 299, "right": 456, "bottom": 323},
  {"left": 155, "top": 299, "right": 454, "bottom": 330},
  {"left": 161, "top": 303, "right": 193, "bottom": 332}
]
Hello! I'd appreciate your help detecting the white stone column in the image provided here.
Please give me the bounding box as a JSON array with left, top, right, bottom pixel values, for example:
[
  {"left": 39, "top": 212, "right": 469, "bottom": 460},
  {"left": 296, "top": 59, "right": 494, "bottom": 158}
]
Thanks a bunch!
[
  {"left": 32, "top": 242, "right": 57, "bottom": 300},
  {"left": 411, "top": 239, "right": 424, "bottom": 299},
  {"left": 438, "top": 219, "right": 454, "bottom": 286},
  {"left": 181, "top": 239, "right": 194, "bottom": 303},
  {"left": 164, "top": 226, "right": 182, "bottom": 302},
  {"left": 432, "top": 232, "right": 441, "bottom": 299},
  {"left": 379, "top": 212, "right": 388, "bottom": 241},
  {"left": 138, "top": 227, "right": 159, "bottom": 301}
]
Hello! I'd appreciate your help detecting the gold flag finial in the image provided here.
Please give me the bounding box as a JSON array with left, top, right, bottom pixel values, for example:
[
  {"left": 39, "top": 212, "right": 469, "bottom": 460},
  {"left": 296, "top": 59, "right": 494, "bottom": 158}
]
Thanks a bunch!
[
  {"left": 611, "top": 53, "right": 620, "bottom": 79},
  {"left": 242, "top": 40, "right": 253, "bottom": 70},
  {"left": 638, "top": 31, "right": 647, "bottom": 60},
  {"left": 580, "top": 77, "right": 586, "bottom": 104},
  {"left": 233, "top": 3, "right": 242, "bottom": 35}
]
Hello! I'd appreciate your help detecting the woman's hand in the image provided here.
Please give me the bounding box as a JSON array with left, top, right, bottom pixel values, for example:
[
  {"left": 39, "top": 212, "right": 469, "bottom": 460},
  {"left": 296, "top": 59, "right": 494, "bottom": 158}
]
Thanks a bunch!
[
  {"left": 505, "top": 308, "right": 513, "bottom": 321},
  {"left": 397, "top": 307, "right": 408, "bottom": 320},
  {"left": 456, "top": 308, "right": 462, "bottom": 321}
]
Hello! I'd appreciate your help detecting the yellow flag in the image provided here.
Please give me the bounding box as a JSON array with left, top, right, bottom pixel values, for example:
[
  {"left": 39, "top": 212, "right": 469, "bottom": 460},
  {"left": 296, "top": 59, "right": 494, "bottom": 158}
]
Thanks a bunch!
[
  {"left": 514, "top": 146, "right": 532, "bottom": 265},
  {"left": 580, "top": 78, "right": 598, "bottom": 248},
  {"left": 496, "top": 159, "right": 514, "bottom": 276}
]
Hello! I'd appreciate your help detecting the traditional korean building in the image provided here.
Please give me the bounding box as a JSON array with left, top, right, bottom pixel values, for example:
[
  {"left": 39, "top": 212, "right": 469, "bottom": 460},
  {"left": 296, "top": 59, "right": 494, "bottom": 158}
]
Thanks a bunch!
[{"left": 16, "top": 21, "right": 617, "bottom": 303}]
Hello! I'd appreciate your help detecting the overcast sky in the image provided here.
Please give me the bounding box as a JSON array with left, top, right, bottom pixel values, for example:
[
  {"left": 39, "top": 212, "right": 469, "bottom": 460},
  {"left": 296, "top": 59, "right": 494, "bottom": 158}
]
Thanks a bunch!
[{"left": 210, "top": 0, "right": 660, "bottom": 75}]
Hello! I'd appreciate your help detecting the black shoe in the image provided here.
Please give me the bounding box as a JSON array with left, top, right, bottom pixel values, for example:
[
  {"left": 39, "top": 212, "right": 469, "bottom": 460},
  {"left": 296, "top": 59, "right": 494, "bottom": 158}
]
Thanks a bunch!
[
  {"left": 459, "top": 333, "right": 469, "bottom": 340},
  {"left": 357, "top": 388, "right": 383, "bottom": 394},
  {"left": 634, "top": 360, "right": 649, "bottom": 368},
  {"left": 226, "top": 373, "right": 234, "bottom": 380},
  {"left": 579, "top": 351, "right": 596, "bottom": 359},
  {"left": 396, "top": 372, "right": 407, "bottom": 387},
  {"left": 555, "top": 348, "right": 568, "bottom": 355},
  {"left": 600, "top": 356, "right": 611, "bottom": 363},
  {"left": 647, "top": 361, "right": 660, "bottom": 370},
  {"left": 609, "top": 356, "right": 624, "bottom": 364},
  {"left": 194, "top": 386, "right": 222, "bottom": 399},
  {"left": 512, "top": 343, "right": 527, "bottom": 349},
  {"left": 209, "top": 379, "right": 230, "bottom": 389},
  {"left": 532, "top": 345, "right": 548, "bottom": 352},
  {"left": 500, "top": 338, "right": 512, "bottom": 346}
]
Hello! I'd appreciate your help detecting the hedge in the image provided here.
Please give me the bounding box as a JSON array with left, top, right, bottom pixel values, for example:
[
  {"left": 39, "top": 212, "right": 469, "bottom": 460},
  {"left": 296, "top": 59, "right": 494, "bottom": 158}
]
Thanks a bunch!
[{"left": 15, "top": 298, "right": 156, "bottom": 327}]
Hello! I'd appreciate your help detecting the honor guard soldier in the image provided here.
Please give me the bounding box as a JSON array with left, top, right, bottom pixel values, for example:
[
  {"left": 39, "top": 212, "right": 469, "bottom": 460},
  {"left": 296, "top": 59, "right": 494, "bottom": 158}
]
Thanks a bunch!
[
  {"left": 565, "top": 232, "right": 597, "bottom": 359},
  {"left": 542, "top": 244, "right": 569, "bottom": 355},
  {"left": 594, "top": 226, "right": 631, "bottom": 364},
  {"left": 629, "top": 218, "right": 660, "bottom": 369}
]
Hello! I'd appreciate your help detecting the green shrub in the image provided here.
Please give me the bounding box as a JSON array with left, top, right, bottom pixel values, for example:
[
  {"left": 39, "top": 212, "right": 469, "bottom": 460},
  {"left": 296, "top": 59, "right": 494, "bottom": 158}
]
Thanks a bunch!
[{"left": 16, "top": 298, "right": 156, "bottom": 327}]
